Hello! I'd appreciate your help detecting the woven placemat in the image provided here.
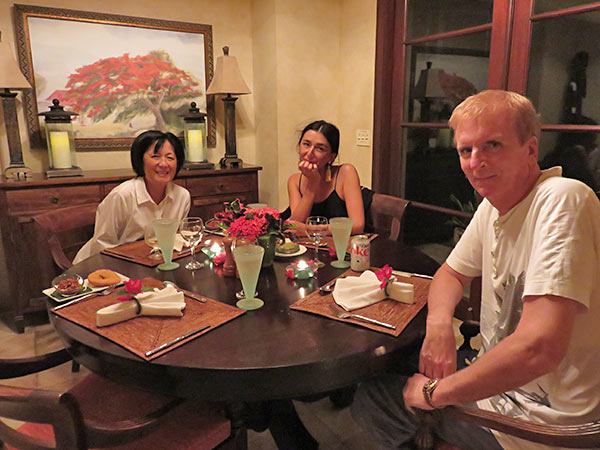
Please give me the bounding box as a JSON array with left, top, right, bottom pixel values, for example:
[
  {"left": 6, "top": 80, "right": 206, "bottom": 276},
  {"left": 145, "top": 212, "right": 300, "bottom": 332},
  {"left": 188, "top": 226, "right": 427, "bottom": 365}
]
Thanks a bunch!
[
  {"left": 298, "top": 233, "right": 378, "bottom": 253},
  {"left": 101, "top": 240, "right": 191, "bottom": 267},
  {"left": 51, "top": 279, "right": 245, "bottom": 360},
  {"left": 290, "top": 268, "right": 429, "bottom": 336}
]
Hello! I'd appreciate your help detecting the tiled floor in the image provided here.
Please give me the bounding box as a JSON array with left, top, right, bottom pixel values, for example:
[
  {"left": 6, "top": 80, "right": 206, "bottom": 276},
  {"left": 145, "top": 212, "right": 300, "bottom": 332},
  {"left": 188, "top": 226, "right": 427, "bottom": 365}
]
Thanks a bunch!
[{"left": 0, "top": 320, "right": 379, "bottom": 450}]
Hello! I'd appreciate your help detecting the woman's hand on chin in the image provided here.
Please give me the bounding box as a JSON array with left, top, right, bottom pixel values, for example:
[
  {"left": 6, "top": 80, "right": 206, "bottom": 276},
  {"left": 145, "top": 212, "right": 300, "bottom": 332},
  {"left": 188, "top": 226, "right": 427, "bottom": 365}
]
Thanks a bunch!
[{"left": 298, "top": 160, "right": 321, "bottom": 183}]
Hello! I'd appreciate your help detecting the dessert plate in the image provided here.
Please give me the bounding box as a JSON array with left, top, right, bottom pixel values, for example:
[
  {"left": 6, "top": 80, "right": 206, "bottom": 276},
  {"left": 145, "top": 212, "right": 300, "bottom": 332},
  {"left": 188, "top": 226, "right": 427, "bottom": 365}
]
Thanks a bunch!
[{"left": 275, "top": 245, "right": 307, "bottom": 258}]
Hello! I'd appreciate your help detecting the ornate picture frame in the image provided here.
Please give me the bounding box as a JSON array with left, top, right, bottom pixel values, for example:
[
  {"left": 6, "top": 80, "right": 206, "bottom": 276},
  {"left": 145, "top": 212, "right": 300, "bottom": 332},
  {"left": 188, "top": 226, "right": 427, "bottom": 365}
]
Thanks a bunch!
[{"left": 13, "top": 4, "right": 215, "bottom": 151}]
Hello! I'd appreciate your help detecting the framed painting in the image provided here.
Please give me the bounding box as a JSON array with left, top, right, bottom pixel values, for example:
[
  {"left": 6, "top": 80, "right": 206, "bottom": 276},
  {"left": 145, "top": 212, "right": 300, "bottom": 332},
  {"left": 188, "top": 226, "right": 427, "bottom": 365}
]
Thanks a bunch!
[{"left": 13, "top": 4, "right": 215, "bottom": 151}]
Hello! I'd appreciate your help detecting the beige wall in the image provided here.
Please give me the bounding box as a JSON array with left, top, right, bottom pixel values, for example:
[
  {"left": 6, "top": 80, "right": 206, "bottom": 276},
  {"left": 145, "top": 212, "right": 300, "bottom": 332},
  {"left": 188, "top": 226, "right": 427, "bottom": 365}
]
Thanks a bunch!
[{"left": 0, "top": 0, "right": 376, "bottom": 210}]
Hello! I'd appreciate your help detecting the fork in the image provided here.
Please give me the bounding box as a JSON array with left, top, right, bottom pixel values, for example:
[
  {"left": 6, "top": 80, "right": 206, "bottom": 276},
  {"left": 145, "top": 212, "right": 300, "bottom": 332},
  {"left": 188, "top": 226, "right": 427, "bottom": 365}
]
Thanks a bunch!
[
  {"left": 53, "top": 283, "right": 122, "bottom": 311},
  {"left": 328, "top": 305, "right": 396, "bottom": 330}
]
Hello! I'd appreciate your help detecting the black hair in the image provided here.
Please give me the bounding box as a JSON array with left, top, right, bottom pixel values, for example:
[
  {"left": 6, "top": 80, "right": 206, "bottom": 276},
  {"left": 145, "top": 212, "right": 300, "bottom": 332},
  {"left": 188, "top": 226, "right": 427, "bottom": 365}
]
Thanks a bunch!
[
  {"left": 298, "top": 120, "right": 340, "bottom": 156},
  {"left": 130, "top": 130, "right": 185, "bottom": 177}
]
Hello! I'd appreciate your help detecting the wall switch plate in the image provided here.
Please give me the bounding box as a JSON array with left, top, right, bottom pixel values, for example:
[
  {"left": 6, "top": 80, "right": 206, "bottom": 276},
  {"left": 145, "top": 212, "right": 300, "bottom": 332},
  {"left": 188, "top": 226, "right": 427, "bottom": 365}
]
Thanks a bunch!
[{"left": 356, "top": 129, "right": 371, "bottom": 147}]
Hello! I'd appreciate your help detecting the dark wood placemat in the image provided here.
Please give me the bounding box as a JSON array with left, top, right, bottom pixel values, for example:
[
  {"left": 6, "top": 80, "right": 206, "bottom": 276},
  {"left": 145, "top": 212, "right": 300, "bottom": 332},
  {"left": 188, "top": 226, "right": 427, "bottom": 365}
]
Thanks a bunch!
[
  {"left": 101, "top": 240, "right": 191, "bottom": 267},
  {"left": 290, "top": 268, "right": 429, "bottom": 336},
  {"left": 51, "top": 283, "right": 245, "bottom": 360}
]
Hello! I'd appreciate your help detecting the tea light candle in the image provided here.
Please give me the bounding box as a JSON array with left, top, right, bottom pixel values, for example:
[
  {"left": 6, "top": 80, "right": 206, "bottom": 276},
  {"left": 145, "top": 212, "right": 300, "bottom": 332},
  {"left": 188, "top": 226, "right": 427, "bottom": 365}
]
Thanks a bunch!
[
  {"left": 294, "top": 260, "right": 315, "bottom": 279},
  {"left": 202, "top": 242, "right": 224, "bottom": 260}
]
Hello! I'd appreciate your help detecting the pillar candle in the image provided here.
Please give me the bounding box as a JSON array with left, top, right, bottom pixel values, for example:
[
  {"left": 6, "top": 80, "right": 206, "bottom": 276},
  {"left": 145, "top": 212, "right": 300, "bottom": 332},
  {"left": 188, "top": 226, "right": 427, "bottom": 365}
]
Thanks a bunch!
[
  {"left": 49, "top": 131, "right": 72, "bottom": 169},
  {"left": 186, "top": 130, "right": 204, "bottom": 162}
]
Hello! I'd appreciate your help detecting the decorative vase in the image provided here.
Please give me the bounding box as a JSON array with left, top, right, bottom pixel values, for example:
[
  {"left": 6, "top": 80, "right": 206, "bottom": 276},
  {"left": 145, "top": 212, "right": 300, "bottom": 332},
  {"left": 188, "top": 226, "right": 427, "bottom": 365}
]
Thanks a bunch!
[{"left": 256, "top": 234, "right": 277, "bottom": 267}]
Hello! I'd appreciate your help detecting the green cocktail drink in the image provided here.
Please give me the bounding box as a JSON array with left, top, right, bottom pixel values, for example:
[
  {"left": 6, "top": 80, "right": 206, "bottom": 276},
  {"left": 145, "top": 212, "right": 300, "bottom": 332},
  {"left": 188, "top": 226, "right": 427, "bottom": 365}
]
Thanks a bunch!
[
  {"left": 152, "top": 218, "right": 180, "bottom": 271},
  {"left": 233, "top": 244, "right": 264, "bottom": 310},
  {"left": 329, "top": 217, "right": 353, "bottom": 268}
]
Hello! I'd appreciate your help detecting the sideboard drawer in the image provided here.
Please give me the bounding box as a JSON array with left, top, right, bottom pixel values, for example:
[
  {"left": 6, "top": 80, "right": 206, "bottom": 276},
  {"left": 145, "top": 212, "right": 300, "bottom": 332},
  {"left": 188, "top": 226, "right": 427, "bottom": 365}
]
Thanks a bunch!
[
  {"left": 186, "top": 174, "right": 256, "bottom": 196},
  {"left": 6, "top": 185, "right": 102, "bottom": 215}
]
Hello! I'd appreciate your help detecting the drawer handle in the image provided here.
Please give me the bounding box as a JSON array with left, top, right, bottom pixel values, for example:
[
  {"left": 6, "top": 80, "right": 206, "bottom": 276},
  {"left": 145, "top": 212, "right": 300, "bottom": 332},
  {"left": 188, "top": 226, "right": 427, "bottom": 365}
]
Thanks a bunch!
[{"left": 50, "top": 195, "right": 60, "bottom": 204}]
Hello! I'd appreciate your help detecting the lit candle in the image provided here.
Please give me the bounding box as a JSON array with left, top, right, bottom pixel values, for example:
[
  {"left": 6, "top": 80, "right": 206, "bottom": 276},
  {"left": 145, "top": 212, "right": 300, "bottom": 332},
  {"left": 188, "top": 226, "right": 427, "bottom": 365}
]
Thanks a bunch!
[
  {"left": 186, "top": 129, "right": 204, "bottom": 162},
  {"left": 294, "top": 260, "right": 313, "bottom": 279},
  {"left": 49, "top": 131, "right": 72, "bottom": 169},
  {"left": 210, "top": 242, "right": 222, "bottom": 257}
]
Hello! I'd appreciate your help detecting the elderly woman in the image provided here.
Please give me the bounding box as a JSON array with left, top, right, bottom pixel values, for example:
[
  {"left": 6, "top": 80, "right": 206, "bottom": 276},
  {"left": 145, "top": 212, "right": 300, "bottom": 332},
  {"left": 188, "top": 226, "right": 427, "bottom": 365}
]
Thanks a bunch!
[
  {"left": 74, "top": 130, "right": 190, "bottom": 263},
  {"left": 286, "top": 120, "right": 366, "bottom": 235}
]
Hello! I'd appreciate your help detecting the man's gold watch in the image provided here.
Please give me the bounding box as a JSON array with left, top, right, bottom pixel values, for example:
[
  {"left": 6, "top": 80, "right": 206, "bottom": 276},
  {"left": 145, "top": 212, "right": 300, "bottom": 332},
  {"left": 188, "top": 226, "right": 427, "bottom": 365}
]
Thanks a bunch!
[{"left": 422, "top": 378, "right": 440, "bottom": 409}]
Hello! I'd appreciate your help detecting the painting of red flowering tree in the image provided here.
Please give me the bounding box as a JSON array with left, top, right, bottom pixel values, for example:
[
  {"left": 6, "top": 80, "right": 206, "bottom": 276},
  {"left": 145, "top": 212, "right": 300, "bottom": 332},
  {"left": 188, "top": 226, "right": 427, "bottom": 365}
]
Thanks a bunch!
[{"left": 62, "top": 51, "right": 202, "bottom": 131}]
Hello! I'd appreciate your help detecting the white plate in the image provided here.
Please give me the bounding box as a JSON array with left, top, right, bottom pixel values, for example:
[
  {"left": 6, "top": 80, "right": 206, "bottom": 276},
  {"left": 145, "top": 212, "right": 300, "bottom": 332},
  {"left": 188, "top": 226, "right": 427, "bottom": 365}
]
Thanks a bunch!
[
  {"left": 43, "top": 272, "right": 129, "bottom": 303},
  {"left": 275, "top": 244, "right": 307, "bottom": 258}
]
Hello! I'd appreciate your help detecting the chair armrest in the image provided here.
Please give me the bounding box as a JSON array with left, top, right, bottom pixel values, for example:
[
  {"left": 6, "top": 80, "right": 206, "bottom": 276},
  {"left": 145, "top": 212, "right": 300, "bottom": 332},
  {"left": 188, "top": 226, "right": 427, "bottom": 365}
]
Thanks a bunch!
[
  {"left": 0, "top": 348, "right": 72, "bottom": 379},
  {"left": 446, "top": 405, "right": 600, "bottom": 448}
]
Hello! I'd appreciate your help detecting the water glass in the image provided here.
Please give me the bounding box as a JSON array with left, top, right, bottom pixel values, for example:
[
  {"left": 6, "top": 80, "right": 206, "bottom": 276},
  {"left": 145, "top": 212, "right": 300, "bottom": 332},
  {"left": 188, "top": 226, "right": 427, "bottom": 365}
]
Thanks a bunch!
[
  {"left": 329, "top": 217, "right": 353, "bottom": 268},
  {"left": 180, "top": 217, "right": 204, "bottom": 270},
  {"left": 152, "top": 218, "right": 180, "bottom": 271},
  {"left": 233, "top": 244, "right": 264, "bottom": 310},
  {"left": 306, "top": 216, "right": 328, "bottom": 268}
]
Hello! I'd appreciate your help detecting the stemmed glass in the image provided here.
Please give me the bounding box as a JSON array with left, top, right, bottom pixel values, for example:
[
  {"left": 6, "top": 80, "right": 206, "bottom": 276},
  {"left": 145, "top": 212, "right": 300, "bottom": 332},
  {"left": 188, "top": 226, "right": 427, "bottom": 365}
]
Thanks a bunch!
[
  {"left": 144, "top": 224, "right": 162, "bottom": 260},
  {"left": 306, "top": 216, "right": 328, "bottom": 268},
  {"left": 329, "top": 217, "right": 353, "bottom": 268},
  {"left": 233, "top": 244, "right": 265, "bottom": 310},
  {"left": 180, "top": 217, "right": 205, "bottom": 270},
  {"left": 152, "top": 218, "right": 180, "bottom": 271}
]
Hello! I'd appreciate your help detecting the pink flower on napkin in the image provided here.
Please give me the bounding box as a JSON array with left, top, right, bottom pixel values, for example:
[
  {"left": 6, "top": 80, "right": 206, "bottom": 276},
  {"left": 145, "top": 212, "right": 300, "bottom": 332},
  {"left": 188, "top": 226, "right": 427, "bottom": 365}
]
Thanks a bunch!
[{"left": 375, "top": 264, "right": 394, "bottom": 293}]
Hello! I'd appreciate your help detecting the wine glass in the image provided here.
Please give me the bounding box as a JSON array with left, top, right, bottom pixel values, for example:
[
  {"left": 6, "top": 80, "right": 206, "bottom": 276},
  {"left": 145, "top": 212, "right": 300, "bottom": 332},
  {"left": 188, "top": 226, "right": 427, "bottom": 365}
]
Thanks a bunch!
[
  {"left": 152, "top": 218, "right": 180, "bottom": 271},
  {"left": 233, "top": 244, "right": 265, "bottom": 310},
  {"left": 144, "top": 224, "right": 162, "bottom": 260},
  {"left": 329, "top": 217, "right": 353, "bottom": 268},
  {"left": 306, "top": 216, "right": 328, "bottom": 268},
  {"left": 180, "top": 217, "right": 205, "bottom": 270}
]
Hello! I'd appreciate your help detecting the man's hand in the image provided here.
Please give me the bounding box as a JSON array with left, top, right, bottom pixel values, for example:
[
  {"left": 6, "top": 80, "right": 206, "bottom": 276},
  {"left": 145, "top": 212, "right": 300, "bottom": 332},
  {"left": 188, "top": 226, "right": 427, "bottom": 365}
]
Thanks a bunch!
[
  {"left": 419, "top": 320, "right": 457, "bottom": 379},
  {"left": 403, "top": 373, "right": 433, "bottom": 411}
]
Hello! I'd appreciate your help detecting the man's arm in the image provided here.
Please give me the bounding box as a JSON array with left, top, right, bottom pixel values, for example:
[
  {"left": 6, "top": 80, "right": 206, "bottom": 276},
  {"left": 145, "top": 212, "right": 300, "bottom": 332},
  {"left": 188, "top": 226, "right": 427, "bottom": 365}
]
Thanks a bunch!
[
  {"left": 404, "top": 294, "right": 583, "bottom": 410},
  {"left": 420, "top": 262, "right": 473, "bottom": 379}
]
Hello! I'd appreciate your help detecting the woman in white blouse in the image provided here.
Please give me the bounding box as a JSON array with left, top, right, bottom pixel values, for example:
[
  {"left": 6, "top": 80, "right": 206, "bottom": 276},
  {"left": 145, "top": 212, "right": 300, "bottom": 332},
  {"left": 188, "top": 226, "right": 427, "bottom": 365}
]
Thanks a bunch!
[{"left": 74, "top": 130, "right": 191, "bottom": 263}]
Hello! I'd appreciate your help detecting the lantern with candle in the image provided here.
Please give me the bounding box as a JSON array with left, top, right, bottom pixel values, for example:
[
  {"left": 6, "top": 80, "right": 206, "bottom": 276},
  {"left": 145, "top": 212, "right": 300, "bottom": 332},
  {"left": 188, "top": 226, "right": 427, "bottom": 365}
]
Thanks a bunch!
[
  {"left": 180, "top": 102, "right": 214, "bottom": 170},
  {"left": 38, "top": 99, "right": 82, "bottom": 178}
]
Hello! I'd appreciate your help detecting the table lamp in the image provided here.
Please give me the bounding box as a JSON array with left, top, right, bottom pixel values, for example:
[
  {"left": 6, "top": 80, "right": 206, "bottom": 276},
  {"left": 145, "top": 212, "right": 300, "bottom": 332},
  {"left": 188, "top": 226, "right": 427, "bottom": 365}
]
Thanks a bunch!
[
  {"left": 0, "top": 38, "right": 32, "bottom": 180},
  {"left": 206, "top": 46, "right": 251, "bottom": 169},
  {"left": 413, "top": 61, "right": 445, "bottom": 123},
  {"left": 180, "top": 101, "right": 214, "bottom": 170},
  {"left": 38, "top": 99, "right": 83, "bottom": 178}
]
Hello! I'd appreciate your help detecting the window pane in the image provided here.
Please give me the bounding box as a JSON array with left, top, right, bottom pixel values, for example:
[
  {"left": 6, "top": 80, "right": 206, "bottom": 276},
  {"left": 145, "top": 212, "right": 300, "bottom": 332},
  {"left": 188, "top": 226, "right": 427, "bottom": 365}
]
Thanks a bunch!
[
  {"left": 402, "top": 127, "right": 475, "bottom": 244},
  {"left": 538, "top": 131, "right": 600, "bottom": 192},
  {"left": 527, "top": 9, "right": 600, "bottom": 125},
  {"left": 407, "top": 0, "right": 493, "bottom": 39},
  {"left": 405, "top": 32, "right": 490, "bottom": 123},
  {"left": 535, "top": 0, "right": 598, "bottom": 14}
]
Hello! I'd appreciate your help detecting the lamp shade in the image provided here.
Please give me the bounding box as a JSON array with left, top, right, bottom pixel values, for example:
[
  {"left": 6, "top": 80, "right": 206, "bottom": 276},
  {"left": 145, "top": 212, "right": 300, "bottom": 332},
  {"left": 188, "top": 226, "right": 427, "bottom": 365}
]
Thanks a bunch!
[
  {"left": 206, "top": 46, "right": 251, "bottom": 96},
  {"left": 0, "top": 42, "right": 31, "bottom": 89},
  {"left": 414, "top": 61, "right": 445, "bottom": 100}
]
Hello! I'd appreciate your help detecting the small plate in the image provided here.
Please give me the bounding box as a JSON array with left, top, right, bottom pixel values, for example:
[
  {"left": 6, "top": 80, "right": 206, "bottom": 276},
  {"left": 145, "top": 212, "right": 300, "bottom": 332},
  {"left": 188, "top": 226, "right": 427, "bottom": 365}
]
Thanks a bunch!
[
  {"left": 43, "top": 272, "right": 129, "bottom": 302},
  {"left": 52, "top": 273, "right": 84, "bottom": 296},
  {"left": 275, "top": 244, "right": 307, "bottom": 258}
]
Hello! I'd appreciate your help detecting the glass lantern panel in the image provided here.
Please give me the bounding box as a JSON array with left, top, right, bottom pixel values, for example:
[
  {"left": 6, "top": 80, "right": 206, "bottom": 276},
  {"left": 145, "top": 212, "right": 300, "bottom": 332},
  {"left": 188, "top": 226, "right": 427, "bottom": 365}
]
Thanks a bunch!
[
  {"left": 405, "top": 31, "right": 491, "bottom": 123},
  {"left": 44, "top": 123, "right": 76, "bottom": 169},
  {"left": 406, "top": 0, "right": 493, "bottom": 40},
  {"left": 184, "top": 124, "right": 207, "bottom": 162},
  {"left": 527, "top": 8, "right": 600, "bottom": 125}
]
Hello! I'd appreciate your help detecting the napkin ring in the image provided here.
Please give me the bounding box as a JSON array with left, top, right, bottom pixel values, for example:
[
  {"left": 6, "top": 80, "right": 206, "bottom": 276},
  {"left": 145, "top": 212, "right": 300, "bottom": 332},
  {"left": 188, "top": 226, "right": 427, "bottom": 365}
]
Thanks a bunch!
[{"left": 422, "top": 378, "right": 440, "bottom": 409}]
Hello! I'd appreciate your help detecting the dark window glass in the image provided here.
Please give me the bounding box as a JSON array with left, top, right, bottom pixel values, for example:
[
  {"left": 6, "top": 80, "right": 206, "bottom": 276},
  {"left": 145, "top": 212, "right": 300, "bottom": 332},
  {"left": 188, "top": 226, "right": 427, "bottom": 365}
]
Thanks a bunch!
[
  {"left": 407, "top": 0, "right": 493, "bottom": 39},
  {"left": 527, "top": 10, "right": 600, "bottom": 125},
  {"left": 405, "top": 32, "right": 490, "bottom": 123},
  {"left": 535, "top": 0, "right": 597, "bottom": 14}
]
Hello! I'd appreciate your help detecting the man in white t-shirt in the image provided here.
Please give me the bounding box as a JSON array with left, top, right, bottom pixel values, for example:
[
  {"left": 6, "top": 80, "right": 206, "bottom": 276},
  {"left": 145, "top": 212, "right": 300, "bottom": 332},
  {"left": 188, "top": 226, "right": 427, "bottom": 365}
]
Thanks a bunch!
[{"left": 352, "top": 90, "right": 600, "bottom": 450}]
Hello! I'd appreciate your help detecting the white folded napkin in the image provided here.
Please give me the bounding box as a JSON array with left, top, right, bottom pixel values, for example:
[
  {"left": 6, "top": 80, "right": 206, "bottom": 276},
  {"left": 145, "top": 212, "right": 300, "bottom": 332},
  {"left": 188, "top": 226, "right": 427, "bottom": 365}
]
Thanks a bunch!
[
  {"left": 96, "top": 285, "right": 186, "bottom": 327},
  {"left": 174, "top": 234, "right": 185, "bottom": 252},
  {"left": 332, "top": 270, "right": 414, "bottom": 311}
]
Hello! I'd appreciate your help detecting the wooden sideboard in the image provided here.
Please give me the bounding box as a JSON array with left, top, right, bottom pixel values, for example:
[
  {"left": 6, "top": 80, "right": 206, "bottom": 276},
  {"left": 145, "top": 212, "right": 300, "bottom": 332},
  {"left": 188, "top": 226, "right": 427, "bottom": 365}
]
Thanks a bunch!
[{"left": 0, "top": 165, "right": 261, "bottom": 332}]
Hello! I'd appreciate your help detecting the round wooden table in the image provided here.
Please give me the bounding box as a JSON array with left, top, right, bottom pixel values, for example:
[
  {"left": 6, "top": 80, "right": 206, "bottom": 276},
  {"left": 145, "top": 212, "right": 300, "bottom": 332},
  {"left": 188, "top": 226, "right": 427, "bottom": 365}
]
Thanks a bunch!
[{"left": 49, "top": 237, "right": 439, "bottom": 448}]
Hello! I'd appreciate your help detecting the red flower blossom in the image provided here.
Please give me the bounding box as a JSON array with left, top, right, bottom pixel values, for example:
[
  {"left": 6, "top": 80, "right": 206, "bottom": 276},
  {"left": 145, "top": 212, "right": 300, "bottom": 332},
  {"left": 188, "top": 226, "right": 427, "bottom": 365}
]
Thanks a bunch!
[
  {"left": 285, "top": 268, "right": 295, "bottom": 279},
  {"left": 213, "top": 252, "right": 226, "bottom": 266},
  {"left": 375, "top": 264, "right": 394, "bottom": 294}
]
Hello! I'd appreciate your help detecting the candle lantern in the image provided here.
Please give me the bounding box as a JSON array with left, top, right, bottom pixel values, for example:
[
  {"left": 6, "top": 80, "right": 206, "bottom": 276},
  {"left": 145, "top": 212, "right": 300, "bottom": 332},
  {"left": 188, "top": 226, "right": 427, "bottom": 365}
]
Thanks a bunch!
[
  {"left": 38, "top": 99, "right": 82, "bottom": 178},
  {"left": 180, "top": 102, "right": 214, "bottom": 170}
]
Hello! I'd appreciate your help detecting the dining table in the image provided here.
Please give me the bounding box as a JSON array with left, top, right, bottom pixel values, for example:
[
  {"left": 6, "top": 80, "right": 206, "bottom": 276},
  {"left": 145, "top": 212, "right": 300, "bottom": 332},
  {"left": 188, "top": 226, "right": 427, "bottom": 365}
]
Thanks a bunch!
[{"left": 47, "top": 235, "right": 440, "bottom": 450}]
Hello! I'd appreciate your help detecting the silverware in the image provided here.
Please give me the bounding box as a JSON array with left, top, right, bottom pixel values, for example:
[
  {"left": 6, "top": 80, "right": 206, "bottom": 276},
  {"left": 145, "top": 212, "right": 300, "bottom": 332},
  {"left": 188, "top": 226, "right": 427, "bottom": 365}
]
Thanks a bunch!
[
  {"left": 319, "top": 279, "right": 337, "bottom": 295},
  {"left": 103, "top": 249, "right": 137, "bottom": 260},
  {"left": 391, "top": 270, "right": 433, "bottom": 280},
  {"left": 52, "top": 283, "right": 122, "bottom": 311},
  {"left": 145, "top": 324, "right": 210, "bottom": 357},
  {"left": 328, "top": 305, "right": 396, "bottom": 330},
  {"left": 163, "top": 281, "right": 206, "bottom": 303}
]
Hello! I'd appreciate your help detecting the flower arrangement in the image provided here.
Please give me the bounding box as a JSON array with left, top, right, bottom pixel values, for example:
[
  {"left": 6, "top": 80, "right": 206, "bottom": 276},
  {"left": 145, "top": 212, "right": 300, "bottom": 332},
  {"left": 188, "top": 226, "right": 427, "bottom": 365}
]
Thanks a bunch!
[
  {"left": 115, "top": 279, "right": 154, "bottom": 314},
  {"left": 216, "top": 199, "right": 294, "bottom": 241}
]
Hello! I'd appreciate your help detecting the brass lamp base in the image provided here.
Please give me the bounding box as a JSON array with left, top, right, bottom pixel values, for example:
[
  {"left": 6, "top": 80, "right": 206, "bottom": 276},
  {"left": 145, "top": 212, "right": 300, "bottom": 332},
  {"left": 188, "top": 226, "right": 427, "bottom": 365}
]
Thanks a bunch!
[
  {"left": 46, "top": 166, "right": 83, "bottom": 178},
  {"left": 183, "top": 161, "right": 215, "bottom": 170},
  {"left": 219, "top": 155, "right": 243, "bottom": 169}
]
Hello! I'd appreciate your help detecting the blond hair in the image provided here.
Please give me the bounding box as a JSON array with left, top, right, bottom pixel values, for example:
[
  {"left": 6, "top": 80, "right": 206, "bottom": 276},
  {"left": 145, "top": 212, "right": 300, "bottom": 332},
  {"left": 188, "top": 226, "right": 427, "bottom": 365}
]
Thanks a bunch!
[{"left": 449, "top": 90, "right": 541, "bottom": 143}]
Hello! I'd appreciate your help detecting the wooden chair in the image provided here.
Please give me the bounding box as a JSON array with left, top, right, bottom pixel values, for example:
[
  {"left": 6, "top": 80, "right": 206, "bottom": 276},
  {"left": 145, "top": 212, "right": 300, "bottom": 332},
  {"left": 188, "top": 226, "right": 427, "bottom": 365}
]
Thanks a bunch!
[
  {"left": 32, "top": 203, "right": 99, "bottom": 271},
  {"left": 368, "top": 193, "right": 411, "bottom": 241},
  {"left": 0, "top": 349, "right": 231, "bottom": 450}
]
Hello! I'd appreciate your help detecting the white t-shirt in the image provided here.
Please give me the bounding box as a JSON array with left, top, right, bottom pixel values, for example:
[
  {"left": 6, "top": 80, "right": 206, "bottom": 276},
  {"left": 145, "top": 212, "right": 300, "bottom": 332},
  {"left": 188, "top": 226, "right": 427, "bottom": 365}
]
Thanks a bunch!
[
  {"left": 447, "top": 167, "right": 600, "bottom": 450},
  {"left": 73, "top": 177, "right": 190, "bottom": 264}
]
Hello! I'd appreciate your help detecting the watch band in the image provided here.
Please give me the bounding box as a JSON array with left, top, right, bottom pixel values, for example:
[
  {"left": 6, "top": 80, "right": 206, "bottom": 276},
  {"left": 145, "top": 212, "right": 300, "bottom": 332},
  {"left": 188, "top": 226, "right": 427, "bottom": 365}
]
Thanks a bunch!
[{"left": 422, "top": 377, "right": 440, "bottom": 409}]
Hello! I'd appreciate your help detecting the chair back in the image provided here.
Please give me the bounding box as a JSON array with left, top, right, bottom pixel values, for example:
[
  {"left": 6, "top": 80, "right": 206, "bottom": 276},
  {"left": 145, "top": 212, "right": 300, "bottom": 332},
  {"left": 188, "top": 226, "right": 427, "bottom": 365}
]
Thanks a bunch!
[
  {"left": 368, "top": 193, "right": 410, "bottom": 241},
  {"left": 33, "top": 204, "right": 98, "bottom": 271}
]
